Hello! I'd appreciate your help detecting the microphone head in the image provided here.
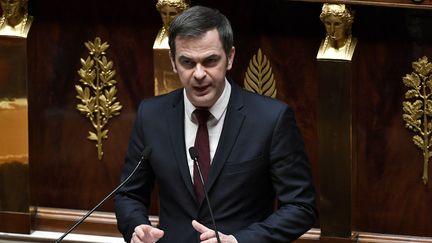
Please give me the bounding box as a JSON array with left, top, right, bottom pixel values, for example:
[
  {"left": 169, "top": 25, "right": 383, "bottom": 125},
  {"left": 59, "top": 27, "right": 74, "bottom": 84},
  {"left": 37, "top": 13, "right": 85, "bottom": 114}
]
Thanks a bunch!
[
  {"left": 141, "top": 147, "right": 152, "bottom": 160},
  {"left": 188, "top": 147, "right": 199, "bottom": 161}
]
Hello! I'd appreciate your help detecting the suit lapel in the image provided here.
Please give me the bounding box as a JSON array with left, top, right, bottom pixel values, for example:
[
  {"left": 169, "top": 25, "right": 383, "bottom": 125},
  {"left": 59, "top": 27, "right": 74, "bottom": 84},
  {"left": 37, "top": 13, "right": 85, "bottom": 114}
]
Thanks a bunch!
[
  {"left": 167, "top": 91, "right": 196, "bottom": 201},
  {"left": 205, "top": 83, "right": 245, "bottom": 195}
]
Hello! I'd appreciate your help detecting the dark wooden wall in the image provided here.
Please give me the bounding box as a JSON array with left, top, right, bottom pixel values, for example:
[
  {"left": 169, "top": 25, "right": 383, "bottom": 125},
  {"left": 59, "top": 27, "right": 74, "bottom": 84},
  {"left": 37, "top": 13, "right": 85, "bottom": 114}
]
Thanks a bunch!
[
  {"left": 28, "top": 0, "right": 159, "bottom": 212},
  {"left": 23, "top": 0, "right": 432, "bottom": 239},
  {"left": 350, "top": 6, "right": 432, "bottom": 237}
]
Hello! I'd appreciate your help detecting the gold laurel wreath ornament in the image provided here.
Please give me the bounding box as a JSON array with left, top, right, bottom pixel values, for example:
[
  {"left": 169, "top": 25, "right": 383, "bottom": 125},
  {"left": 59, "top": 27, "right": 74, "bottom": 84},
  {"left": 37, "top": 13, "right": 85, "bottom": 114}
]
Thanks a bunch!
[
  {"left": 402, "top": 56, "right": 432, "bottom": 185},
  {"left": 75, "top": 37, "right": 122, "bottom": 160}
]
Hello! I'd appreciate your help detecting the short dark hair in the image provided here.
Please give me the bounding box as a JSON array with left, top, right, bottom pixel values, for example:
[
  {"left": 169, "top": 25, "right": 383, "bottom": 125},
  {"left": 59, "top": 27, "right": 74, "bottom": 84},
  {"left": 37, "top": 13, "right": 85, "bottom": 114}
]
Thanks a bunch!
[{"left": 168, "top": 5, "right": 234, "bottom": 59}]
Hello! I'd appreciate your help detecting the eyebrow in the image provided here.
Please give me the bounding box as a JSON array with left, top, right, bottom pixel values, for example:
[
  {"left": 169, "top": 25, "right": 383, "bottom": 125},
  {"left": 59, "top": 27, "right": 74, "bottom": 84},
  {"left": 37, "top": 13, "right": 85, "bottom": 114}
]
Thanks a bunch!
[
  {"left": 178, "top": 54, "right": 221, "bottom": 61},
  {"left": 206, "top": 54, "right": 221, "bottom": 60}
]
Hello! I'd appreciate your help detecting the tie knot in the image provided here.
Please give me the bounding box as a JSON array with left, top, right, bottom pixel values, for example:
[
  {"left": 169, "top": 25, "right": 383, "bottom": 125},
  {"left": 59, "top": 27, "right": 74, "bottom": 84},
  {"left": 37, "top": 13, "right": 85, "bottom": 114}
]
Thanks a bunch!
[{"left": 193, "top": 109, "right": 211, "bottom": 125}]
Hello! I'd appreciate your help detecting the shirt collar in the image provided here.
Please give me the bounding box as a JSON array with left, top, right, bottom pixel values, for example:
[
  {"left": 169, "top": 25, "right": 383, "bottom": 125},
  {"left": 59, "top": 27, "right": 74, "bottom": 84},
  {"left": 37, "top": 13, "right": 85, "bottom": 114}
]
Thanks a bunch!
[{"left": 184, "top": 78, "right": 231, "bottom": 124}]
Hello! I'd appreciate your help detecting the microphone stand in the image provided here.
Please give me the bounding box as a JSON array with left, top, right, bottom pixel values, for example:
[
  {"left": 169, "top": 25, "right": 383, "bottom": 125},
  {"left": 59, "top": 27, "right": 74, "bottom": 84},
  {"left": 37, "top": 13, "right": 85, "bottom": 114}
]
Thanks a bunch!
[
  {"left": 189, "top": 147, "right": 221, "bottom": 243},
  {"left": 55, "top": 147, "right": 152, "bottom": 242}
]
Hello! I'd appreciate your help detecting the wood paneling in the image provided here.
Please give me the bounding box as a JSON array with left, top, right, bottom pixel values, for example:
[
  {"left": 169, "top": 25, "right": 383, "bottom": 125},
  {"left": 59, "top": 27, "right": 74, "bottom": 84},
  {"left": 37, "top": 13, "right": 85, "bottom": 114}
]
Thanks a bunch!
[
  {"left": 0, "top": 211, "right": 31, "bottom": 234},
  {"left": 33, "top": 207, "right": 121, "bottom": 237},
  {"left": 293, "top": 0, "right": 432, "bottom": 9},
  {"left": 0, "top": 33, "right": 31, "bottom": 234},
  {"left": 317, "top": 61, "right": 353, "bottom": 237},
  {"left": 21, "top": 0, "right": 432, "bottom": 240},
  {"left": 27, "top": 0, "right": 160, "bottom": 214},
  {"left": 352, "top": 6, "right": 432, "bottom": 237}
]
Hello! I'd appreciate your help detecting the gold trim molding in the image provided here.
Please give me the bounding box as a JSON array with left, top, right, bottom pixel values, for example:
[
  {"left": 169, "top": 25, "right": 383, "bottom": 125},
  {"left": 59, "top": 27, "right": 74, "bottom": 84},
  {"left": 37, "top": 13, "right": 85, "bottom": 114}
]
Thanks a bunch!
[{"left": 75, "top": 37, "right": 122, "bottom": 160}]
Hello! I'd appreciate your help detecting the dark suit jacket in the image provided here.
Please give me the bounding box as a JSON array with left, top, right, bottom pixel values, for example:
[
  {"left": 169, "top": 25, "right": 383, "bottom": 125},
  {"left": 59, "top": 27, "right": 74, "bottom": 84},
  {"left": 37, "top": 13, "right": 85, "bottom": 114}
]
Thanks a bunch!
[{"left": 115, "top": 80, "right": 317, "bottom": 243}]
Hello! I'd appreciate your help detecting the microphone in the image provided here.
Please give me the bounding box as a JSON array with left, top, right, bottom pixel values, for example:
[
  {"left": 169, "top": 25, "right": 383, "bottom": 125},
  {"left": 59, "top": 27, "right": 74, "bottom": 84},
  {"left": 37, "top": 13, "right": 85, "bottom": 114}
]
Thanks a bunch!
[
  {"left": 55, "top": 147, "right": 152, "bottom": 242},
  {"left": 188, "top": 147, "right": 221, "bottom": 243}
]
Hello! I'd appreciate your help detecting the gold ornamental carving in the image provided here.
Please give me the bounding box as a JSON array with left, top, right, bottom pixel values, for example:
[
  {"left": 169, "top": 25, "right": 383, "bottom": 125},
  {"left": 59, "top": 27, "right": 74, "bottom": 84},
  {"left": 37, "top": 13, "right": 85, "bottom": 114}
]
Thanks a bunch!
[
  {"left": 317, "top": 3, "right": 357, "bottom": 61},
  {"left": 75, "top": 37, "right": 122, "bottom": 160},
  {"left": 154, "top": 0, "right": 189, "bottom": 49},
  {"left": 153, "top": 0, "right": 189, "bottom": 96},
  {"left": 0, "top": 0, "right": 33, "bottom": 38},
  {"left": 402, "top": 56, "right": 432, "bottom": 185},
  {"left": 244, "top": 48, "right": 277, "bottom": 98}
]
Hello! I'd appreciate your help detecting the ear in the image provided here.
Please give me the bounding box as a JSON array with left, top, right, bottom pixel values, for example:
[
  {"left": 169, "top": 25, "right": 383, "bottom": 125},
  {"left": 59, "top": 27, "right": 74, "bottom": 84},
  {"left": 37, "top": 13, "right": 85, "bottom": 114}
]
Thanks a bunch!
[
  {"left": 169, "top": 51, "right": 178, "bottom": 73},
  {"left": 226, "top": 46, "right": 235, "bottom": 71}
]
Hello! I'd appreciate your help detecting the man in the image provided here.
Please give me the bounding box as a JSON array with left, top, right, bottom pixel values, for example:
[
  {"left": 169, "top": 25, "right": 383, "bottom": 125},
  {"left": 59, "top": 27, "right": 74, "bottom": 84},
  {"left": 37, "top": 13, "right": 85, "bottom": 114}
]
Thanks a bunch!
[{"left": 115, "top": 5, "right": 317, "bottom": 243}]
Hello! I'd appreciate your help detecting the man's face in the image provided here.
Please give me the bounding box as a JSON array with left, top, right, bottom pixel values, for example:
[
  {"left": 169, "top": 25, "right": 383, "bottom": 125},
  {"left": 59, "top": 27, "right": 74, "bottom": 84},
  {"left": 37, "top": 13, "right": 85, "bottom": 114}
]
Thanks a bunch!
[
  {"left": 0, "top": 0, "right": 21, "bottom": 18},
  {"left": 323, "top": 15, "right": 347, "bottom": 41},
  {"left": 170, "top": 28, "right": 235, "bottom": 108}
]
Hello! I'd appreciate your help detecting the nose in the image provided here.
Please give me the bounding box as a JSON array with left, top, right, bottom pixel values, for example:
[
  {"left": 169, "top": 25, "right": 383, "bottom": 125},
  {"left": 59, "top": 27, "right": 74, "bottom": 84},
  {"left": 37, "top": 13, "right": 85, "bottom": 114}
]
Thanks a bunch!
[
  {"left": 193, "top": 64, "right": 206, "bottom": 80},
  {"left": 329, "top": 25, "right": 335, "bottom": 35},
  {"left": 164, "top": 15, "right": 170, "bottom": 25}
]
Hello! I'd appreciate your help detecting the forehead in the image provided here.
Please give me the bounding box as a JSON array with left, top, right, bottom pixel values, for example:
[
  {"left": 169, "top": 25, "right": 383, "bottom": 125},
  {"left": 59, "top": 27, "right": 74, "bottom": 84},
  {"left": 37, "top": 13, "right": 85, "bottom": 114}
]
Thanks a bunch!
[
  {"left": 175, "top": 29, "right": 224, "bottom": 56},
  {"left": 324, "top": 15, "right": 343, "bottom": 23},
  {"left": 160, "top": 6, "right": 180, "bottom": 14}
]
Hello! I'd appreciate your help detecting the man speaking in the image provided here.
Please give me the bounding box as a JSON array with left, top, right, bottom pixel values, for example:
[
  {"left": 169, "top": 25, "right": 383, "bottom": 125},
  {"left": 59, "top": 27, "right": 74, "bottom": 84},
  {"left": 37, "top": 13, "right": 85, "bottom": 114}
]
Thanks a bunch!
[{"left": 115, "top": 5, "right": 317, "bottom": 243}]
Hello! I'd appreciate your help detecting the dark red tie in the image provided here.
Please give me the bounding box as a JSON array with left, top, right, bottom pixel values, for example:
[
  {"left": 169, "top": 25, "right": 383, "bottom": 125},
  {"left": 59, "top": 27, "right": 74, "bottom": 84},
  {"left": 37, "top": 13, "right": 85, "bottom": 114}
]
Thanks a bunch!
[{"left": 193, "top": 109, "right": 211, "bottom": 203}]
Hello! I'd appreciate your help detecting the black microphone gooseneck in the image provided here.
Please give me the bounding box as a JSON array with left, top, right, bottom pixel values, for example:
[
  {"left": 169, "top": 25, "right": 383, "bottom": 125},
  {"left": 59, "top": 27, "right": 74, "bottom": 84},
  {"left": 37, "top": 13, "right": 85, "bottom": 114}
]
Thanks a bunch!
[
  {"left": 55, "top": 147, "right": 152, "bottom": 243},
  {"left": 188, "top": 147, "right": 221, "bottom": 243}
]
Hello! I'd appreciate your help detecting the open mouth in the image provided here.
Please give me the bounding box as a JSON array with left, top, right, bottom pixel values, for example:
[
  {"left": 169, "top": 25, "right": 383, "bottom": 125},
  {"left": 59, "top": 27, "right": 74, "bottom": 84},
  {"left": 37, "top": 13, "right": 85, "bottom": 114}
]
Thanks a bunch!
[{"left": 194, "top": 85, "right": 210, "bottom": 94}]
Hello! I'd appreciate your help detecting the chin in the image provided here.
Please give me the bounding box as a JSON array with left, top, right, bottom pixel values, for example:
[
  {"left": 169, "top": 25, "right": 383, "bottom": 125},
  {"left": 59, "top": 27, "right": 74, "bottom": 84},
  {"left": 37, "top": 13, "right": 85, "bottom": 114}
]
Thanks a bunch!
[
  {"left": 192, "top": 98, "right": 213, "bottom": 108},
  {"left": 193, "top": 102, "right": 212, "bottom": 109},
  {"left": 190, "top": 94, "right": 212, "bottom": 106}
]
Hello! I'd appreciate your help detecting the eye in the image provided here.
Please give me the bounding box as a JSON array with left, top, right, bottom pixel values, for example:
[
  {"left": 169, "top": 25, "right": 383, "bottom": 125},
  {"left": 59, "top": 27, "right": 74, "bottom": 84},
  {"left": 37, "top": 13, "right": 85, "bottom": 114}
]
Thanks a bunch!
[
  {"left": 168, "top": 11, "right": 178, "bottom": 17},
  {"left": 204, "top": 56, "right": 220, "bottom": 67},
  {"left": 179, "top": 58, "right": 195, "bottom": 68}
]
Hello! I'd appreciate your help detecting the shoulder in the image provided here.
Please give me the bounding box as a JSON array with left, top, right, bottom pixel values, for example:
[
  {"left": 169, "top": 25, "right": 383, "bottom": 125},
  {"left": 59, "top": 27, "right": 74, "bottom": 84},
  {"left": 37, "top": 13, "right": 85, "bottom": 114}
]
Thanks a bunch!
[
  {"left": 137, "top": 89, "right": 183, "bottom": 114},
  {"left": 233, "top": 84, "right": 290, "bottom": 116}
]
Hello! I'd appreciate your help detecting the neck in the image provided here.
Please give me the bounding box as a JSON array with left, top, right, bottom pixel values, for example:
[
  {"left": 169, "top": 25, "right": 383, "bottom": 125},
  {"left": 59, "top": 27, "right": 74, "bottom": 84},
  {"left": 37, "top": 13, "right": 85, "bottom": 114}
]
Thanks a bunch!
[
  {"left": 4, "top": 14, "right": 25, "bottom": 28},
  {"left": 327, "top": 35, "right": 351, "bottom": 50}
]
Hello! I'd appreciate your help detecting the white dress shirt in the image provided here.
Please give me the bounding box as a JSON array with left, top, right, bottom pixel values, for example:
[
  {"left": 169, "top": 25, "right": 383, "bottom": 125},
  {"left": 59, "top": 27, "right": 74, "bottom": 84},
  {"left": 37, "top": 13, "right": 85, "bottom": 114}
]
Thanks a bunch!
[{"left": 184, "top": 79, "right": 231, "bottom": 182}]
